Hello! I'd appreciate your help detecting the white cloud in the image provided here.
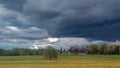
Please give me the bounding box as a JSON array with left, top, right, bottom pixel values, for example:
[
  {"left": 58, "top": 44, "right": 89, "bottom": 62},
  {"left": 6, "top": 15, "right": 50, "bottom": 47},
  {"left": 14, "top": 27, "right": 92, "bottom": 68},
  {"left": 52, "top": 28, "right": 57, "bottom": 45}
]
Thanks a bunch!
[
  {"left": 52, "top": 38, "right": 90, "bottom": 49},
  {"left": 5, "top": 26, "right": 21, "bottom": 32},
  {"left": 29, "top": 37, "right": 107, "bottom": 49},
  {"left": 37, "top": 38, "right": 119, "bottom": 49},
  {"left": 4, "top": 38, "right": 34, "bottom": 44},
  {"left": 108, "top": 40, "right": 120, "bottom": 45},
  {"left": 91, "top": 40, "right": 106, "bottom": 45},
  {"left": 0, "top": 26, "right": 49, "bottom": 44},
  {"left": 47, "top": 38, "right": 58, "bottom": 43}
]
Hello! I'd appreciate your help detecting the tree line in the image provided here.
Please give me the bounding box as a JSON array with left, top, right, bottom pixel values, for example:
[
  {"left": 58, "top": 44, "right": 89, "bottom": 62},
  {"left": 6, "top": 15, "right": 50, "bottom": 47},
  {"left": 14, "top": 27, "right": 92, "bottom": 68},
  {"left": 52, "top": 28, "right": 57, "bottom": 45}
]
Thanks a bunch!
[
  {"left": 69, "top": 44, "right": 120, "bottom": 55},
  {"left": 0, "top": 48, "right": 44, "bottom": 56},
  {"left": 88, "top": 44, "right": 120, "bottom": 55},
  {"left": 0, "top": 46, "right": 58, "bottom": 60},
  {"left": 0, "top": 44, "right": 120, "bottom": 56}
]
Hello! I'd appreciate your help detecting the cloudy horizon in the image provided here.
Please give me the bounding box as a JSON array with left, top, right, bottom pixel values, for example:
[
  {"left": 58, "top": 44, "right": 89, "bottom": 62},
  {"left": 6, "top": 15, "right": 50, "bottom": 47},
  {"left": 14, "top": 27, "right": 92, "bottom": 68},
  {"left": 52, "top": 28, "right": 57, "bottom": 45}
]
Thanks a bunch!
[{"left": 0, "top": 0, "right": 120, "bottom": 49}]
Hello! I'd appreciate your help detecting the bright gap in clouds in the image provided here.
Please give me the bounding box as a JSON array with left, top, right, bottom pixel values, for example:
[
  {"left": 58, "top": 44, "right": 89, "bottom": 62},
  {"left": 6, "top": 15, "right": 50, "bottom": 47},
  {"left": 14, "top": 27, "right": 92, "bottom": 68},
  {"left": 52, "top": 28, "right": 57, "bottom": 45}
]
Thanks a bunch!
[{"left": 47, "top": 38, "right": 58, "bottom": 43}]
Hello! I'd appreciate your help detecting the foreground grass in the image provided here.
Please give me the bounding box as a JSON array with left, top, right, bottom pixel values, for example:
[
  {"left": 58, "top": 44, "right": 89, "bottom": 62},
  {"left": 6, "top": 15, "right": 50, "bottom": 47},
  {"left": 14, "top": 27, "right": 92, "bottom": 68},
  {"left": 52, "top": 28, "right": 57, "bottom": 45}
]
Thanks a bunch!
[{"left": 0, "top": 55, "right": 120, "bottom": 68}]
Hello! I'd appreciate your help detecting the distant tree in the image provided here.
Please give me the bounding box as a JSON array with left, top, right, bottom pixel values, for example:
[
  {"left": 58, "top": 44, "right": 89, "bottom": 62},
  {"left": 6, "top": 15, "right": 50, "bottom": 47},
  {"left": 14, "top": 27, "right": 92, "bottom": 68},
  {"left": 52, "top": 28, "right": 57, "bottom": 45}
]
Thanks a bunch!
[
  {"left": 88, "top": 44, "right": 98, "bottom": 54},
  {"left": 104, "top": 45, "right": 108, "bottom": 55},
  {"left": 10, "top": 48, "right": 20, "bottom": 56},
  {"left": 43, "top": 46, "right": 58, "bottom": 60},
  {"left": 105, "top": 44, "right": 120, "bottom": 55},
  {"left": 112, "top": 45, "right": 119, "bottom": 54},
  {"left": 60, "top": 48, "right": 63, "bottom": 54},
  {"left": 99, "top": 44, "right": 107, "bottom": 55},
  {"left": 63, "top": 49, "right": 66, "bottom": 54},
  {"left": 107, "top": 45, "right": 114, "bottom": 54},
  {"left": 0, "top": 49, "right": 5, "bottom": 56},
  {"left": 119, "top": 45, "right": 120, "bottom": 54}
]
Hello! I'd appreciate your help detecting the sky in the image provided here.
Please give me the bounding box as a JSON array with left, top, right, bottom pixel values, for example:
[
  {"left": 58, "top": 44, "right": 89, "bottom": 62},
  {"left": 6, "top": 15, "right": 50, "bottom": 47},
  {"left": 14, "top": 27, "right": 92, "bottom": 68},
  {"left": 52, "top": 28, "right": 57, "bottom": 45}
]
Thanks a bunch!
[{"left": 0, "top": 0, "right": 120, "bottom": 49}]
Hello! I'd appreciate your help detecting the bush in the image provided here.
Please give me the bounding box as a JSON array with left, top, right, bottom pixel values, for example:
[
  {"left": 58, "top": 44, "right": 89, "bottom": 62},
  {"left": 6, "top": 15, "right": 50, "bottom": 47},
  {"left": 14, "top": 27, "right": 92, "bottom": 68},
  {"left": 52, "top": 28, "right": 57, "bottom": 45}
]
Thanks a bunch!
[{"left": 43, "top": 46, "right": 58, "bottom": 60}]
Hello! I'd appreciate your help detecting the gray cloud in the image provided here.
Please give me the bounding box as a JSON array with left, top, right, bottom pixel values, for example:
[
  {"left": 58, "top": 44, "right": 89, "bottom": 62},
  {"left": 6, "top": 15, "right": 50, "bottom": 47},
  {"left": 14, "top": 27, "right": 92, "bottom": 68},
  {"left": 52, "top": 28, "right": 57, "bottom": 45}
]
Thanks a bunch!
[
  {"left": 22, "top": 0, "right": 120, "bottom": 40},
  {"left": 1, "top": 0, "right": 120, "bottom": 40},
  {"left": 0, "top": 0, "right": 25, "bottom": 12},
  {"left": 23, "top": 0, "right": 120, "bottom": 25},
  {"left": 0, "top": 26, "right": 49, "bottom": 44},
  {"left": 1, "top": 0, "right": 120, "bottom": 49},
  {"left": 0, "top": 4, "right": 30, "bottom": 27}
]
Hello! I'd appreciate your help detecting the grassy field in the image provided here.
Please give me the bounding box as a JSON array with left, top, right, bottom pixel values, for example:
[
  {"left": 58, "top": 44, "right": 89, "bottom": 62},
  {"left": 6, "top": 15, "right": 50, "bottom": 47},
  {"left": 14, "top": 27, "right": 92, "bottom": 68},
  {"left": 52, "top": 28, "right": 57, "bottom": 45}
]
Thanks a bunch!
[{"left": 0, "top": 55, "right": 120, "bottom": 68}]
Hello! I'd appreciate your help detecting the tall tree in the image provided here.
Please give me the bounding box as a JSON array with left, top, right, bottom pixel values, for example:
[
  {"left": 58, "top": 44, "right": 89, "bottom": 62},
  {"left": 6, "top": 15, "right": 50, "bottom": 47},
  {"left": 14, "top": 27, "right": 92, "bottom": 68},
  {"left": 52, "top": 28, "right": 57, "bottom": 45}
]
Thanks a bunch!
[
  {"left": 99, "top": 44, "right": 107, "bottom": 55},
  {"left": 88, "top": 44, "right": 98, "bottom": 54},
  {"left": 107, "top": 45, "right": 114, "bottom": 54},
  {"left": 43, "top": 46, "right": 58, "bottom": 60}
]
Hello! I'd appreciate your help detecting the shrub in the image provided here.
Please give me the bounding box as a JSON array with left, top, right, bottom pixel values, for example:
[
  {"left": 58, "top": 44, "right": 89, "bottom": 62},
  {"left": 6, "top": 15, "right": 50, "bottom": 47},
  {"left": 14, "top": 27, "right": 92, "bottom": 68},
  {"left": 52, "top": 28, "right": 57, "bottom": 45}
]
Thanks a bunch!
[{"left": 43, "top": 46, "right": 58, "bottom": 60}]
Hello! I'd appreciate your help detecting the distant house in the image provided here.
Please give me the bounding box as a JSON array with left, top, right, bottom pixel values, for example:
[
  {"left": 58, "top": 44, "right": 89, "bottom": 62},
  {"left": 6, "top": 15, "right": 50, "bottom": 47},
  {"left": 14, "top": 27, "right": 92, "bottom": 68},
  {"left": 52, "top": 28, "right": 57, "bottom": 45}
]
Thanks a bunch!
[{"left": 69, "top": 47, "right": 88, "bottom": 55}]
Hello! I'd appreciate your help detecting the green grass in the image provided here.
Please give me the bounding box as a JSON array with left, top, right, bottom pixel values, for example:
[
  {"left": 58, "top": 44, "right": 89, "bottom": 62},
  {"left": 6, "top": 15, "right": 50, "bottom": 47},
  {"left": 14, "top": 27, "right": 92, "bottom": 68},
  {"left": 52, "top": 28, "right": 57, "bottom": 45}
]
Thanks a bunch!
[{"left": 0, "top": 55, "right": 120, "bottom": 68}]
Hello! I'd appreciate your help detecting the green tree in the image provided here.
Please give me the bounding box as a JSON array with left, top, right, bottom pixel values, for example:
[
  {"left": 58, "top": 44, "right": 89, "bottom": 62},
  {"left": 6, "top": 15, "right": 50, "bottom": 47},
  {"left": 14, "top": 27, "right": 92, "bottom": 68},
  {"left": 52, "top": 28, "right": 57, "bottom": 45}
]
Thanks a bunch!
[
  {"left": 69, "top": 45, "right": 76, "bottom": 54},
  {"left": 119, "top": 45, "right": 120, "bottom": 54},
  {"left": 99, "top": 44, "right": 107, "bottom": 55},
  {"left": 112, "top": 45, "right": 119, "bottom": 54},
  {"left": 88, "top": 44, "right": 98, "bottom": 54},
  {"left": 43, "top": 46, "right": 58, "bottom": 60},
  {"left": 107, "top": 45, "right": 114, "bottom": 54},
  {"left": 0, "top": 48, "right": 5, "bottom": 56}
]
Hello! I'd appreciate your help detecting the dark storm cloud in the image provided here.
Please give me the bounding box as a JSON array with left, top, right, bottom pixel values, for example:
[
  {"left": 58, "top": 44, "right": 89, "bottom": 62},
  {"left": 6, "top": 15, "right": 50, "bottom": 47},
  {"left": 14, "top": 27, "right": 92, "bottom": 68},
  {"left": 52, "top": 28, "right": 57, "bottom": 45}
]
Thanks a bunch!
[
  {"left": 0, "top": 0, "right": 120, "bottom": 40},
  {"left": 22, "top": 0, "right": 120, "bottom": 40},
  {"left": 0, "top": 0, "right": 25, "bottom": 12}
]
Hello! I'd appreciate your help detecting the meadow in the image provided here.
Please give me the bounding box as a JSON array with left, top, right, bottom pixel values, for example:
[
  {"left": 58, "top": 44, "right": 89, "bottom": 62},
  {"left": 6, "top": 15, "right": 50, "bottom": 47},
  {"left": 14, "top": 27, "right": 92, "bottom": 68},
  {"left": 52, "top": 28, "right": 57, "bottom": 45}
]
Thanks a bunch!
[{"left": 0, "top": 55, "right": 119, "bottom": 68}]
